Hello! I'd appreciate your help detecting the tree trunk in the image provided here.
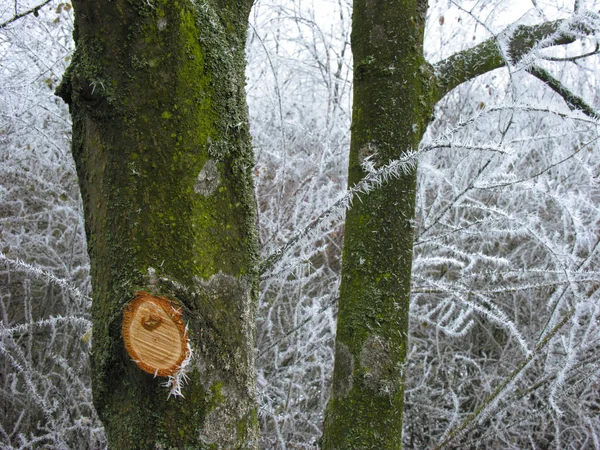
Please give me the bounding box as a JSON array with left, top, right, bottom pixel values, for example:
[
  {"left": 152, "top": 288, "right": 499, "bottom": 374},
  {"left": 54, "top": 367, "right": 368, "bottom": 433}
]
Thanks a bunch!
[
  {"left": 321, "top": 0, "right": 600, "bottom": 447},
  {"left": 321, "top": 0, "right": 434, "bottom": 448},
  {"left": 57, "top": 0, "right": 258, "bottom": 448}
]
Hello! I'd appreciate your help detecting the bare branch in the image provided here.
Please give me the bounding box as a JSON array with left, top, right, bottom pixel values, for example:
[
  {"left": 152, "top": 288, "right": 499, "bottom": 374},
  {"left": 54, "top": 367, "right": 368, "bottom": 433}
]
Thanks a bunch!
[
  {"left": 432, "top": 38, "right": 506, "bottom": 103},
  {"left": 0, "top": 0, "right": 53, "bottom": 30},
  {"left": 541, "top": 42, "right": 600, "bottom": 62},
  {"left": 527, "top": 64, "right": 600, "bottom": 118},
  {"left": 433, "top": 20, "right": 574, "bottom": 102}
]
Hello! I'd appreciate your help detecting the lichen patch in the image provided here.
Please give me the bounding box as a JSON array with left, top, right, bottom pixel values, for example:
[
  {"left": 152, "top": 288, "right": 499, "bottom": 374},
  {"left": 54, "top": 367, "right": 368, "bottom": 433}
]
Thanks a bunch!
[
  {"left": 194, "top": 159, "right": 220, "bottom": 196},
  {"left": 200, "top": 384, "right": 257, "bottom": 449},
  {"left": 360, "top": 334, "right": 403, "bottom": 396},
  {"left": 192, "top": 273, "right": 255, "bottom": 393},
  {"left": 358, "top": 142, "right": 378, "bottom": 168}
]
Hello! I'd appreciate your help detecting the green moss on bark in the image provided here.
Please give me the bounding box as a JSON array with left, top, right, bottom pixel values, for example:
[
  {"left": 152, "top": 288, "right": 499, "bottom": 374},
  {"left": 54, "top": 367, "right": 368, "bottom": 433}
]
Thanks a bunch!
[
  {"left": 321, "top": 0, "right": 435, "bottom": 448},
  {"left": 58, "top": 0, "right": 258, "bottom": 448}
]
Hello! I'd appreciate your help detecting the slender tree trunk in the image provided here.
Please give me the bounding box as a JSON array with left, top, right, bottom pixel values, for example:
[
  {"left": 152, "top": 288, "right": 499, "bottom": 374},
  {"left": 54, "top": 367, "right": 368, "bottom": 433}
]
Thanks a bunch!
[
  {"left": 321, "top": 0, "right": 599, "bottom": 447},
  {"left": 57, "top": 0, "right": 258, "bottom": 448},
  {"left": 322, "top": 0, "right": 434, "bottom": 447}
]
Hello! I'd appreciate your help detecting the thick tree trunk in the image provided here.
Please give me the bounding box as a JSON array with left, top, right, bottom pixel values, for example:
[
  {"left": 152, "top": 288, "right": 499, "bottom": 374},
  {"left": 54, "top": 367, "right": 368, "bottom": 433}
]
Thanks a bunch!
[
  {"left": 321, "top": 0, "right": 434, "bottom": 448},
  {"left": 57, "top": 0, "right": 258, "bottom": 448}
]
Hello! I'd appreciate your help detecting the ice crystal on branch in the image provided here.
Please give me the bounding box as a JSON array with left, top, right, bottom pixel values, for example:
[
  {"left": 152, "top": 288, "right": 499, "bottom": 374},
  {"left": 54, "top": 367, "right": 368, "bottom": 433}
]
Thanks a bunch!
[{"left": 2, "top": 0, "right": 600, "bottom": 448}]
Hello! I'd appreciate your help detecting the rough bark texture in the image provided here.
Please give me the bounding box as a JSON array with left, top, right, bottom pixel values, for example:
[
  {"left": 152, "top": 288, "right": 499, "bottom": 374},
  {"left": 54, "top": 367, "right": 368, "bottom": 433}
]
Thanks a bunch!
[
  {"left": 57, "top": 0, "right": 258, "bottom": 448},
  {"left": 433, "top": 19, "right": 583, "bottom": 102},
  {"left": 322, "top": 2, "right": 596, "bottom": 448},
  {"left": 321, "top": 0, "right": 434, "bottom": 448}
]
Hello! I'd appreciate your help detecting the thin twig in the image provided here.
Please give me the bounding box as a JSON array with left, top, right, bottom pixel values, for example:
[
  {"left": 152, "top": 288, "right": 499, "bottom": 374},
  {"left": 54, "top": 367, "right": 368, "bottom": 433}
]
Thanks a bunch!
[
  {"left": 0, "top": 0, "right": 53, "bottom": 29},
  {"left": 527, "top": 64, "right": 600, "bottom": 119},
  {"left": 433, "top": 311, "right": 574, "bottom": 450}
]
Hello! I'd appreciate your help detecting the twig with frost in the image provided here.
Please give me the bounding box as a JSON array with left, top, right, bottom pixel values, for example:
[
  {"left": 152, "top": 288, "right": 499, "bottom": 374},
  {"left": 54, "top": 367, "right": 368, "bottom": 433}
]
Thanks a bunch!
[
  {"left": 0, "top": 315, "right": 90, "bottom": 339},
  {"left": 0, "top": 252, "right": 90, "bottom": 306},
  {"left": 259, "top": 150, "right": 420, "bottom": 277},
  {"left": 164, "top": 339, "right": 193, "bottom": 399},
  {"left": 433, "top": 308, "right": 575, "bottom": 450}
]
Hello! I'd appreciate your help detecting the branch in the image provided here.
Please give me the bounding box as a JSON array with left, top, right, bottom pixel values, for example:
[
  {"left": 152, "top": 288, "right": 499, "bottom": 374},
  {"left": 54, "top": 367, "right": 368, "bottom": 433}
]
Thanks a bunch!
[
  {"left": 541, "top": 42, "right": 599, "bottom": 62},
  {"left": 258, "top": 153, "right": 419, "bottom": 278},
  {"left": 257, "top": 294, "right": 338, "bottom": 360},
  {"left": 0, "top": 0, "right": 54, "bottom": 29},
  {"left": 433, "top": 310, "right": 574, "bottom": 450},
  {"left": 527, "top": 64, "right": 600, "bottom": 118},
  {"left": 433, "top": 20, "right": 574, "bottom": 102}
]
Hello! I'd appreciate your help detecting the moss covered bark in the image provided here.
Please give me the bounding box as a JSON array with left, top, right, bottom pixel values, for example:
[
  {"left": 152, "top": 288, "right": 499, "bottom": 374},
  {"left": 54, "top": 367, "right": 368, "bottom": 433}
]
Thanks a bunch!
[
  {"left": 321, "top": 0, "right": 434, "bottom": 448},
  {"left": 57, "top": 0, "right": 258, "bottom": 448},
  {"left": 320, "top": 1, "right": 591, "bottom": 448}
]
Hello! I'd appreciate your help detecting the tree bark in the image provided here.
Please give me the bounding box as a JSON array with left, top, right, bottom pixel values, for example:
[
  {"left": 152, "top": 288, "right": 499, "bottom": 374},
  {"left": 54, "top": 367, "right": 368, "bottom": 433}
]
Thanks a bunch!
[
  {"left": 322, "top": 2, "right": 598, "bottom": 449},
  {"left": 57, "top": 0, "right": 258, "bottom": 448},
  {"left": 321, "top": 0, "right": 434, "bottom": 448}
]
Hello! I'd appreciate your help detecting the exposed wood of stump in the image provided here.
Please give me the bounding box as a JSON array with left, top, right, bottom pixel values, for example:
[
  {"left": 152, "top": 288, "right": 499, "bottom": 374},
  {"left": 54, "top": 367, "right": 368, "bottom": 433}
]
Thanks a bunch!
[{"left": 122, "top": 291, "right": 189, "bottom": 377}]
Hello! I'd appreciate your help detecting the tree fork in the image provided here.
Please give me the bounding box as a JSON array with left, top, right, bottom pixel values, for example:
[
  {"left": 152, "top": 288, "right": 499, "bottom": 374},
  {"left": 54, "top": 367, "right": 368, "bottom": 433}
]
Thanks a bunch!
[
  {"left": 57, "top": 0, "right": 258, "bottom": 448},
  {"left": 322, "top": 2, "right": 599, "bottom": 448}
]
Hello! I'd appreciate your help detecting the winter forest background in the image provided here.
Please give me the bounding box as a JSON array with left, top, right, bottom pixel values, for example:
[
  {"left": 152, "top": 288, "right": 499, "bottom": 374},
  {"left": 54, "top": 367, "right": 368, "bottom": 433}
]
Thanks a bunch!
[{"left": 1, "top": 0, "right": 600, "bottom": 448}]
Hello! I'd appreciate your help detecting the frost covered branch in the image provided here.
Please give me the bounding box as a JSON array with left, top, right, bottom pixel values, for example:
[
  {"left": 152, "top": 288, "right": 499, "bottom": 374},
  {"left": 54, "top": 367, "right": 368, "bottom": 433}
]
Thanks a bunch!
[
  {"left": 0, "top": 0, "right": 54, "bottom": 29},
  {"left": 433, "top": 12, "right": 600, "bottom": 104},
  {"left": 260, "top": 151, "right": 419, "bottom": 278}
]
